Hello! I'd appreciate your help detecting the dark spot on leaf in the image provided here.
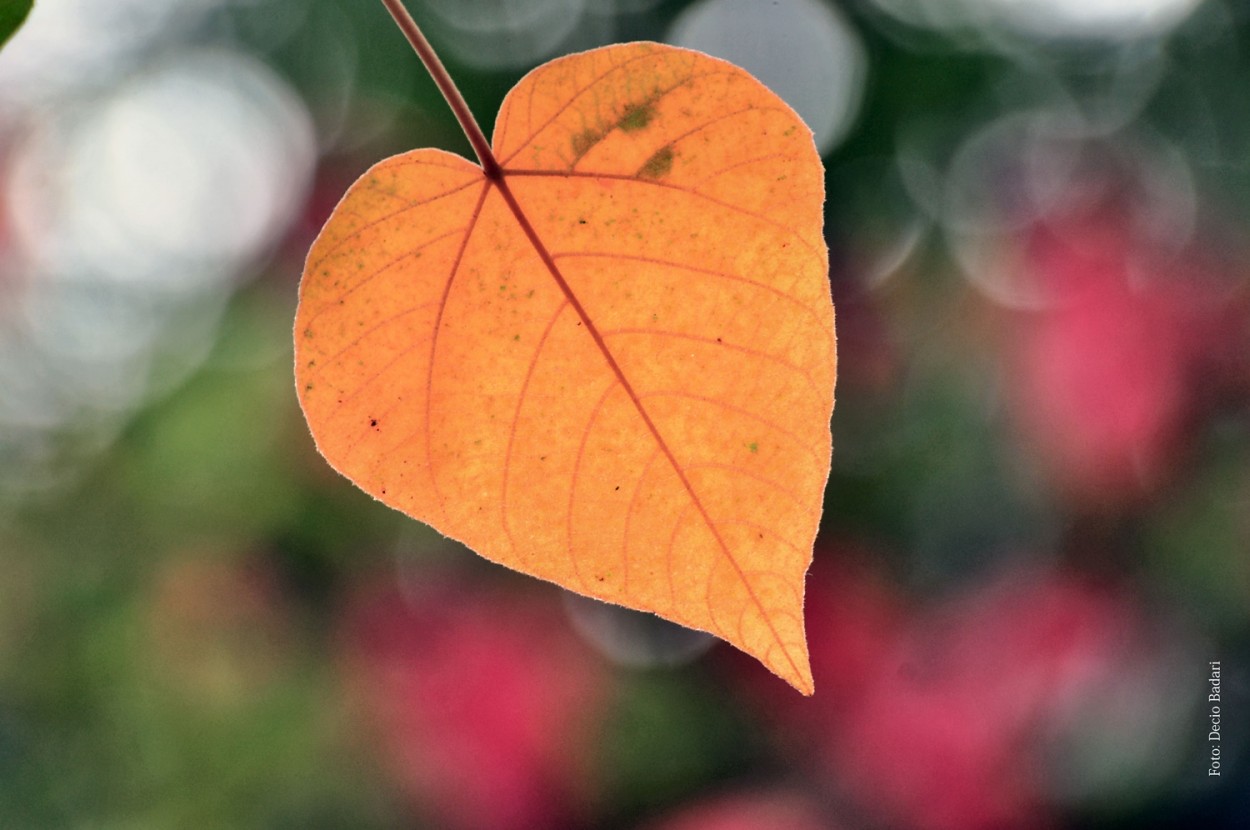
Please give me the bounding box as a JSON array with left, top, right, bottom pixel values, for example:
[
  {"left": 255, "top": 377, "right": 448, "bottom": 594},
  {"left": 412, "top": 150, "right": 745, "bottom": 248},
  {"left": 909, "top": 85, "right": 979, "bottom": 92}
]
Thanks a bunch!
[
  {"left": 619, "top": 102, "right": 655, "bottom": 132},
  {"left": 571, "top": 129, "right": 601, "bottom": 158},
  {"left": 578, "top": 218, "right": 587, "bottom": 224},
  {"left": 614, "top": 485, "right": 620, "bottom": 491},
  {"left": 370, "top": 418, "right": 378, "bottom": 427},
  {"left": 639, "top": 145, "right": 674, "bottom": 180}
]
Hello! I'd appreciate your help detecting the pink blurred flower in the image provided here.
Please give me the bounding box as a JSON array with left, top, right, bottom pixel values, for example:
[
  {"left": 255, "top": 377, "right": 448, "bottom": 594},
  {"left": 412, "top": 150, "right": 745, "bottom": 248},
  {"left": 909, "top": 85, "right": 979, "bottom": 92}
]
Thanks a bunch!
[
  {"left": 339, "top": 574, "right": 610, "bottom": 830},
  {"left": 637, "top": 788, "right": 835, "bottom": 830},
  {"left": 735, "top": 549, "right": 1151, "bottom": 830},
  {"left": 1006, "top": 208, "right": 1249, "bottom": 507},
  {"left": 830, "top": 566, "right": 1137, "bottom": 830},
  {"left": 723, "top": 546, "right": 904, "bottom": 742},
  {"left": 804, "top": 557, "right": 905, "bottom": 707}
]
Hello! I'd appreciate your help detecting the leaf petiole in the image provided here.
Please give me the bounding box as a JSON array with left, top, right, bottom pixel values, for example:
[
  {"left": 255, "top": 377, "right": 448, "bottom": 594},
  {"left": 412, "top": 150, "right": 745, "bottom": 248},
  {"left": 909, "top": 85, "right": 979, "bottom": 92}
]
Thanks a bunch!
[{"left": 379, "top": 0, "right": 502, "bottom": 180}]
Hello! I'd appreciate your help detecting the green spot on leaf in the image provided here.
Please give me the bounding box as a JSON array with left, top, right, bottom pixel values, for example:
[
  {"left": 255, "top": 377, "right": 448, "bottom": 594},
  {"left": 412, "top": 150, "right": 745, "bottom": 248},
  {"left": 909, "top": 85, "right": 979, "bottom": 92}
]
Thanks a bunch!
[
  {"left": 639, "top": 145, "right": 674, "bottom": 180},
  {"left": 619, "top": 102, "right": 655, "bottom": 132},
  {"left": 571, "top": 129, "right": 601, "bottom": 158}
]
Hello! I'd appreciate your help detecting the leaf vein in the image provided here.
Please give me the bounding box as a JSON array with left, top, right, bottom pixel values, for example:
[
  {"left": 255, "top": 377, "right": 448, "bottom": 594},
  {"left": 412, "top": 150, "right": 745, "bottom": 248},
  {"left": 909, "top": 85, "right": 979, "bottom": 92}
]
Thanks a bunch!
[
  {"left": 304, "top": 229, "right": 465, "bottom": 330},
  {"left": 637, "top": 390, "right": 825, "bottom": 465},
  {"left": 499, "top": 46, "right": 670, "bottom": 167},
  {"left": 551, "top": 251, "right": 830, "bottom": 337},
  {"left": 506, "top": 169, "right": 823, "bottom": 259},
  {"left": 683, "top": 462, "right": 820, "bottom": 520},
  {"left": 312, "top": 177, "right": 480, "bottom": 263},
  {"left": 601, "top": 328, "right": 823, "bottom": 397},
  {"left": 567, "top": 379, "right": 622, "bottom": 594},
  {"left": 621, "top": 447, "right": 664, "bottom": 596},
  {"left": 501, "top": 300, "right": 571, "bottom": 555}
]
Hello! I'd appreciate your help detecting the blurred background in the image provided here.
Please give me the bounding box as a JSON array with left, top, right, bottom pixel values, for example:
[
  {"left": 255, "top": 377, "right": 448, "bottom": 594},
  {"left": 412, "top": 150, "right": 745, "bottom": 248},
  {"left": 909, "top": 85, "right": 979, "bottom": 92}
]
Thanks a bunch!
[{"left": 1, "top": 0, "right": 1248, "bottom": 827}]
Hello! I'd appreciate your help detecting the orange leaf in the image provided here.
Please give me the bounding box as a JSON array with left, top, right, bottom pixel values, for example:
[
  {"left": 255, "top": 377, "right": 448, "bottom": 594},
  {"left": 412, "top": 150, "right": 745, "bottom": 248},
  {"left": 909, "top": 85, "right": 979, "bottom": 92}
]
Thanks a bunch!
[{"left": 295, "top": 41, "right": 835, "bottom": 693}]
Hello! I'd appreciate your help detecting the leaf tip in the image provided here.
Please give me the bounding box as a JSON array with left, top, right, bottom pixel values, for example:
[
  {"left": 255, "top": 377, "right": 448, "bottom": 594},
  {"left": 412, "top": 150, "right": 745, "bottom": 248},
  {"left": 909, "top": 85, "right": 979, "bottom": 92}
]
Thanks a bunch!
[{"left": 782, "top": 650, "right": 814, "bottom": 696}]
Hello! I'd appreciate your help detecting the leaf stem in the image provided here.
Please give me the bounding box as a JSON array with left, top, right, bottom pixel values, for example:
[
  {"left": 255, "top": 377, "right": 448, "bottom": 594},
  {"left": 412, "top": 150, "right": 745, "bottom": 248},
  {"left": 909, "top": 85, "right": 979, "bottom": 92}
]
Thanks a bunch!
[{"left": 380, "top": 0, "right": 502, "bottom": 180}]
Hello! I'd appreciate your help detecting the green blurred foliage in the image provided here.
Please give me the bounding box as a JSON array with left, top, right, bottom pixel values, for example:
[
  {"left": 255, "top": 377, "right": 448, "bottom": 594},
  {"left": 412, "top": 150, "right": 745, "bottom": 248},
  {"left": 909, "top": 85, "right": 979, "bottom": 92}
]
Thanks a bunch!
[
  {"left": 1, "top": 288, "right": 405, "bottom": 827},
  {"left": 0, "top": 0, "right": 33, "bottom": 51}
]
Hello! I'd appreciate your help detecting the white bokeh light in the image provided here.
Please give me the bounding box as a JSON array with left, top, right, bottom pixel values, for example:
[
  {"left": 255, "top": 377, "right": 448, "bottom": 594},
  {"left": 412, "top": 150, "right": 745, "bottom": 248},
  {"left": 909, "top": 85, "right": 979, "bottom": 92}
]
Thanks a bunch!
[
  {"left": 934, "top": 112, "right": 1199, "bottom": 308},
  {"left": 866, "top": 0, "right": 1202, "bottom": 41},
  {"left": 668, "top": 0, "right": 868, "bottom": 156},
  {"left": 562, "top": 591, "right": 715, "bottom": 669},
  {"left": 0, "top": 0, "right": 221, "bottom": 104},
  {"left": 9, "top": 49, "right": 315, "bottom": 289},
  {"left": 422, "top": 0, "right": 591, "bottom": 71},
  {"left": 975, "top": 0, "right": 1203, "bottom": 40},
  {"left": 1, "top": 46, "right": 315, "bottom": 496}
]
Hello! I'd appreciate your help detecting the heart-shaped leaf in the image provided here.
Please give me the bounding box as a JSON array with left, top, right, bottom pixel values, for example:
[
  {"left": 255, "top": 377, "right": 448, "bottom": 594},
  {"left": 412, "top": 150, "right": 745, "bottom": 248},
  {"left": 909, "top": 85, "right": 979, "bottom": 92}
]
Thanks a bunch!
[{"left": 296, "top": 39, "right": 835, "bottom": 693}]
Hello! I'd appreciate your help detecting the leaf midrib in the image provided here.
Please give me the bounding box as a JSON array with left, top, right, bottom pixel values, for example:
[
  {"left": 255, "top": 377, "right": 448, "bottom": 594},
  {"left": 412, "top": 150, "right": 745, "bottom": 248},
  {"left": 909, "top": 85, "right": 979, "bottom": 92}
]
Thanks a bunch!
[{"left": 486, "top": 170, "right": 807, "bottom": 689}]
